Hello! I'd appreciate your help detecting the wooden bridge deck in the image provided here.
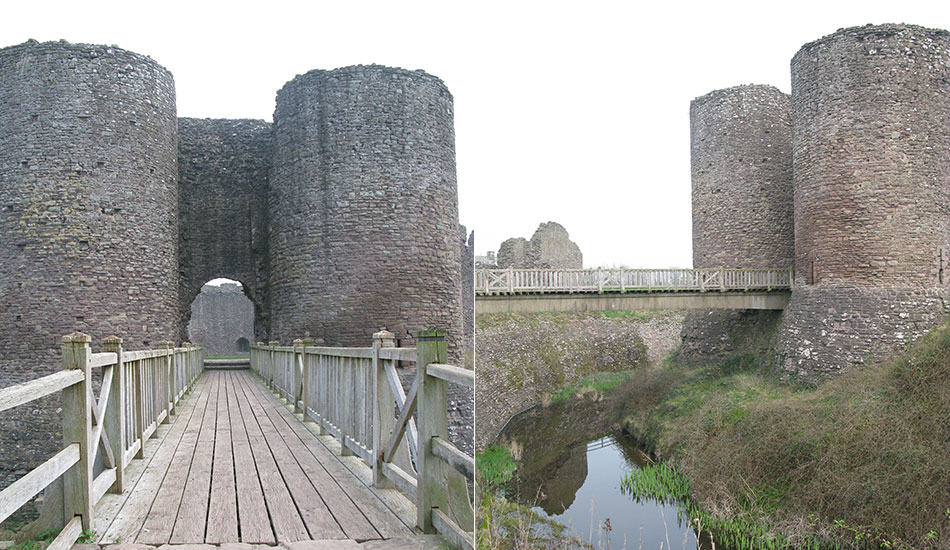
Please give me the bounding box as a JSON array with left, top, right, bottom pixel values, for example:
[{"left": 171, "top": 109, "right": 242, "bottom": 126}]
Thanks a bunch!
[{"left": 93, "top": 369, "right": 416, "bottom": 545}]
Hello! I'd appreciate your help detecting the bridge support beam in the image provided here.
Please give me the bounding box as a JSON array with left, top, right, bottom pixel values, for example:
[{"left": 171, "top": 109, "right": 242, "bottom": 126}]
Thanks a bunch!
[{"left": 475, "top": 291, "right": 791, "bottom": 315}]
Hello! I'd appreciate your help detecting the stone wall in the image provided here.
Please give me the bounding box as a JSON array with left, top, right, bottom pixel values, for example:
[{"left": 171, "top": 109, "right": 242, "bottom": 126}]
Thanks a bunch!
[
  {"left": 682, "top": 85, "right": 793, "bottom": 362},
  {"left": 496, "top": 237, "right": 528, "bottom": 268},
  {"left": 777, "top": 287, "right": 950, "bottom": 379},
  {"left": 496, "top": 222, "right": 583, "bottom": 269},
  {"left": 789, "top": 24, "right": 950, "bottom": 289},
  {"left": 690, "top": 85, "right": 793, "bottom": 269},
  {"left": 0, "top": 40, "right": 179, "bottom": 519},
  {"left": 460, "top": 225, "right": 474, "bottom": 365},
  {"left": 776, "top": 24, "right": 950, "bottom": 378},
  {"left": 187, "top": 283, "right": 255, "bottom": 357},
  {"left": 475, "top": 311, "right": 684, "bottom": 450},
  {"left": 268, "top": 65, "right": 463, "bottom": 362},
  {"left": 178, "top": 118, "right": 271, "bottom": 342}
]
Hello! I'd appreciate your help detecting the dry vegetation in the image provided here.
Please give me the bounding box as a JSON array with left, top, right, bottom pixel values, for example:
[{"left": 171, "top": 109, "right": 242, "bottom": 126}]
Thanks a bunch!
[{"left": 622, "top": 324, "right": 950, "bottom": 548}]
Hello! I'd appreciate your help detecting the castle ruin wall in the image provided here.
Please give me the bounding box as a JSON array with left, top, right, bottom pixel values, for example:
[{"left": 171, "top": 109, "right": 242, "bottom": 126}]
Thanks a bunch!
[
  {"left": 0, "top": 40, "right": 179, "bottom": 506},
  {"left": 681, "top": 85, "right": 793, "bottom": 362},
  {"left": 268, "top": 65, "right": 463, "bottom": 362},
  {"left": 177, "top": 117, "right": 271, "bottom": 342},
  {"left": 777, "top": 24, "right": 950, "bottom": 378}
]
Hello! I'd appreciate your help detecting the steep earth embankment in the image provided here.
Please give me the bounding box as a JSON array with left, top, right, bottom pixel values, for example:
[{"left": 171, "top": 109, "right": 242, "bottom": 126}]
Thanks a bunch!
[{"left": 475, "top": 311, "right": 684, "bottom": 449}]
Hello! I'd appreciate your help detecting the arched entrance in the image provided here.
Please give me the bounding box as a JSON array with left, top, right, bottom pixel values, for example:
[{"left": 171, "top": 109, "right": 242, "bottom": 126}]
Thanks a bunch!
[{"left": 186, "top": 278, "right": 255, "bottom": 357}]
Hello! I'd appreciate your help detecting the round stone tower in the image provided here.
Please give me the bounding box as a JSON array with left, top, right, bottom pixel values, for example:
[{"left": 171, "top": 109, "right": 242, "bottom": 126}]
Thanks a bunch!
[
  {"left": 0, "top": 40, "right": 178, "bottom": 490},
  {"left": 777, "top": 24, "right": 950, "bottom": 378},
  {"left": 679, "top": 85, "right": 793, "bottom": 360},
  {"left": 690, "top": 85, "right": 793, "bottom": 269},
  {"left": 269, "top": 65, "right": 462, "bottom": 359}
]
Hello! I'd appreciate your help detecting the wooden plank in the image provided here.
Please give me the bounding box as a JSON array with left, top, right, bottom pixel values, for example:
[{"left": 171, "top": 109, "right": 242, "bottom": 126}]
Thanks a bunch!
[
  {"left": 47, "top": 516, "right": 82, "bottom": 550},
  {"left": 377, "top": 347, "right": 416, "bottom": 363},
  {"left": 90, "top": 365, "right": 116, "bottom": 469},
  {"left": 123, "top": 349, "right": 171, "bottom": 361},
  {"left": 232, "top": 372, "right": 347, "bottom": 540},
  {"left": 89, "top": 352, "right": 118, "bottom": 369},
  {"left": 432, "top": 437, "right": 474, "bottom": 480},
  {"left": 205, "top": 371, "right": 238, "bottom": 544},
  {"left": 238, "top": 372, "right": 413, "bottom": 538},
  {"left": 305, "top": 347, "right": 373, "bottom": 359},
  {"left": 0, "top": 444, "right": 79, "bottom": 523},
  {"left": 426, "top": 364, "right": 474, "bottom": 388},
  {"left": 122, "top": 439, "right": 141, "bottom": 468},
  {"left": 95, "top": 375, "right": 205, "bottom": 543},
  {"left": 229, "top": 371, "right": 309, "bottom": 542},
  {"left": 383, "top": 377, "right": 418, "bottom": 464},
  {"left": 381, "top": 462, "right": 417, "bottom": 502},
  {"left": 226, "top": 371, "right": 276, "bottom": 545},
  {"left": 432, "top": 508, "right": 474, "bottom": 550},
  {"left": 169, "top": 372, "right": 220, "bottom": 543},
  {"left": 61, "top": 335, "right": 93, "bottom": 532},
  {"left": 135, "top": 376, "right": 214, "bottom": 545},
  {"left": 0, "top": 370, "right": 84, "bottom": 414},
  {"left": 92, "top": 468, "right": 116, "bottom": 505}
]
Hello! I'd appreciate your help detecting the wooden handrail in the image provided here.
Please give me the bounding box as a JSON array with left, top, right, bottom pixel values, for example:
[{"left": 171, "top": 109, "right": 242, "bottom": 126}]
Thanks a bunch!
[
  {"left": 251, "top": 327, "right": 474, "bottom": 548},
  {"left": 0, "top": 333, "right": 203, "bottom": 546},
  {"left": 475, "top": 267, "right": 793, "bottom": 295}
]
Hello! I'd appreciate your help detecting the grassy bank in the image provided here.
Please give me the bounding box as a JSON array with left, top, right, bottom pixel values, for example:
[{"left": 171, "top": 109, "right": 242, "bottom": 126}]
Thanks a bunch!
[{"left": 620, "top": 324, "right": 950, "bottom": 549}]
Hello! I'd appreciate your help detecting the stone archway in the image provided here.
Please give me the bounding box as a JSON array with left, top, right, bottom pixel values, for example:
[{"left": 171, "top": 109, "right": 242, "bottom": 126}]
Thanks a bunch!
[{"left": 186, "top": 279, "right": 255, "bottom": 357}]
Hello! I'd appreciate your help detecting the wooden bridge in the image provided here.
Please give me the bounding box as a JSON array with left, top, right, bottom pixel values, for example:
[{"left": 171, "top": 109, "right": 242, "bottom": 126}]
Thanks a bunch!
[
  {"left": 0, "top": 329, "right": 473, "bottom": 549},
  {"left": 475, "top": 267, "right": 793, "bottom": 314}
]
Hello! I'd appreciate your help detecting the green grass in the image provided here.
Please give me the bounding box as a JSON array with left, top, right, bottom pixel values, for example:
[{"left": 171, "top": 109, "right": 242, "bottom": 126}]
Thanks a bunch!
[
  {"left": 549, "top": 371, "right": 632, "bottom": 404},
  {"left": 621, "top": 463, "right": 835, "bottom": 549},
  {"left": 618, "top": 322, "right": 950, "bottom": 549},
  {"left": 476, "top": 445, "right": 517, "bottom": 487},
  {"left": 10, "top": 529, "right": 56, "bottom": 550}
]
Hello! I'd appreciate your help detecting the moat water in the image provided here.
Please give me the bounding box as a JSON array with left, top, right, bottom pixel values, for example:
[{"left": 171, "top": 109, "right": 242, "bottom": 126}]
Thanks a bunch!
[{"left": 496, "top": 398, "right": 705, "bottom": 549}]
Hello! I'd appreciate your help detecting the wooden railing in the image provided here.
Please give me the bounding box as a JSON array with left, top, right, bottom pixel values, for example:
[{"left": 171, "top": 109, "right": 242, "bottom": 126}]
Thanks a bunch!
[
  {"left": 251, "top": 328, "right": 474, "bottom": 549},
  {"left": 0, "top": 333, "right": 203, "bottom": 548},
  {"left": 475, "top": 267, "right": 794, "bottom": 295}
]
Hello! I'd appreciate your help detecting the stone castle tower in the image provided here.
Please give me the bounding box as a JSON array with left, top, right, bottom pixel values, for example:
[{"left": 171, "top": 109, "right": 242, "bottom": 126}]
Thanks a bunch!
[
  {"left": 0, "top": 39, "right": 465, "bottom": 492},
  {"left": 680, "top": 84, "right": 793, "bottom": 360},
  {"left": 690, "top": 24, "right": 950, "bottom": 378}
]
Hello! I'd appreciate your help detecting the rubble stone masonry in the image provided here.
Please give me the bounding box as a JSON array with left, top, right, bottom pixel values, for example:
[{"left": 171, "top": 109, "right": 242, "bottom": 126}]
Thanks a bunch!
[{"left": 777, "top": 24, "right": 950, "bottom": 378}]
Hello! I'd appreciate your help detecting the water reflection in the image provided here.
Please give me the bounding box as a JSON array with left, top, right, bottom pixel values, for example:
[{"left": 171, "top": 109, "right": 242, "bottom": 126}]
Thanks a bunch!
[{"left": 497, "top": 399, "right": 703, "bottom": 549}]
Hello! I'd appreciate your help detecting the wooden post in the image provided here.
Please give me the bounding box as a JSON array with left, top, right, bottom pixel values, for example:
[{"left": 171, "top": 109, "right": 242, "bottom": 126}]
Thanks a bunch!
[
  {"left": 507, "top": 266, "right": 513, "bottom": 294},
  {"left": 316, "top": 354, "right": 328, "bottom": 435},
  {"left": 161, "top": 342, "right": 175, "bottom": 420},
  {"left": 182, "top": 342, "right": 191, "bottom": 392},
  {"left": 372, "top": 330, "right": 396, "bottom": 488},
  {"left": 268, "top": 341, "right": 279, "bottom": 391},
  {"left": 719, "top": 266, "right": 726, "bottom": 292},
  {"left": 102, "top": 336, "right": 125, "bottom": 493},
  {"left": 62, "top": 332, "right": 93, "bottom": 531},
  {"left": 302, "top": 338, "right": 314, "bottom": 422},
  {"left": 416, "top": 328, "right": 447, "bottom": 533},
  {"left": 132, "top": 355, "right": 145, "bottom": 460},
  {"left": 340, "top": 355, "right": 354, "bottom": 457},
  {"left": 292, "top": 339, "right": 304, "bottom": 414}
]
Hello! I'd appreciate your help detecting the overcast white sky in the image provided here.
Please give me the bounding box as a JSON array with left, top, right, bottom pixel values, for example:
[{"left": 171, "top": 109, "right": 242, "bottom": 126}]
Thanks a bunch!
[{"left": 3, "top": 1, "right": 949, "bottom": 268}]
